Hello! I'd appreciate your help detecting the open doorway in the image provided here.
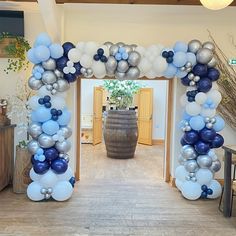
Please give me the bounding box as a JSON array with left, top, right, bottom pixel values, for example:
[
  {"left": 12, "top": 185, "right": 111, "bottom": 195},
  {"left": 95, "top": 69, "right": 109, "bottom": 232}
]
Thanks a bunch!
[{"left": 79, "top": 79, "right": 169, "bottom": 182}]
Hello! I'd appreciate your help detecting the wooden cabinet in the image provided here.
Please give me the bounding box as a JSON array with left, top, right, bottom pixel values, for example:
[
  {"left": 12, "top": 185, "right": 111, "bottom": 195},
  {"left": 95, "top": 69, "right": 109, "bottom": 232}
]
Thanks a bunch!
[{"left": 0, "top": 125, "right": 16, "bottom": 191}]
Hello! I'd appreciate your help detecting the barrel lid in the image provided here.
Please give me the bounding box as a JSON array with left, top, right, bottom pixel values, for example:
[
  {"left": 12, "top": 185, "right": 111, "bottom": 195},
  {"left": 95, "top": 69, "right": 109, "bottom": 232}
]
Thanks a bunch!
[{"left": 107, "top": 110, "right": 136, "bottom": 115}]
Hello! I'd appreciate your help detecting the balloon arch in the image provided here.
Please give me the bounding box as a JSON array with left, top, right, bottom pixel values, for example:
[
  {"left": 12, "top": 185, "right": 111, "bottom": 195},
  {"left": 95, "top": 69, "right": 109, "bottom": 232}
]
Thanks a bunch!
[{"left": 26, "top": 33, "right": 224, "bottom": 201}]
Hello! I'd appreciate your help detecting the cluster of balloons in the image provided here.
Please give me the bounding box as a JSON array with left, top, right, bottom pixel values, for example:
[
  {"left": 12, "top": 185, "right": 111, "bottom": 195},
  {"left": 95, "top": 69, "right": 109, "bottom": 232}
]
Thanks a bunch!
[
  {"left": 26, "top": 33, "right": 75, "bottom": 202},
  {"left": 175, "top": 40, "right": 224, "bottom": 200}
]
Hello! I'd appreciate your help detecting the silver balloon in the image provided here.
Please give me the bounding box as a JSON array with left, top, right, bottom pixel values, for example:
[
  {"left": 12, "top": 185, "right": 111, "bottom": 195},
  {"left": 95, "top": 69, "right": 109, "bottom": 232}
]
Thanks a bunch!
[
  {"left": 123, "top": 45, "right": 133, "bottom": 54},
  {"left": 38, "top": 133, "right": 55, "bottom": 148},
  {"left": 117, "top": 60, "right": 129, "bottom": 73},
  {"left": 47, "top": 187, "right": 53, "bottom": 194},
  {"left": 80, "top": 68, "right": 86, "bottom": 74},
  {"left": 106, "top": 56, "right": 118, "bottom": 71},
  {"left": 181, "top": 145, "right": 197, "bottom": 160},
  {"left": 204, "top": 117, "right": 210, "bottom": 123},
  {"left": 46, "top": 84, "right": 53, "bottom": 91},
  {"left": 188, "top": 73, "right": 194, "bottom": 80},
  {"left": 207, "top": 57, "right": 217, "bottom": 68},
  {"left": 189, "top": 172, "right": 195, "bottom": 178},
  {"left": 60, "top": 127, "right": 72, "bottom": 139},
  {"left": 109, "top": 45, "right": 119, "bottom": 56},
  {"left": 128, "top": 51, "right": 141, "bottom": 66},
  {"left": 178, "top": 155, "right": 186, "bottom": 165},
  {"left": 184, "top": 160, "right": 199, "bottom": 173},
  {"left": 188, "top": 39, "right": 202, "bottom": 54},
  {"left": 189, "top": 81, "right": 196, "bottom": 86},
  {"left": 116, "top": 42, "right": 125, "bottom": 48},
  {"left": 53, "top": 83, "right": 59, "bottom": 90},
  {"left": 210, "top": 160, "right": 221, "bottom": 173},
  {"left": 60, "top": 154, "right": 70, "bottom": 163},
  {"left": 191, "top": 177, "right": 197, "bottom": 182},
  {"left": 126, "top": 67, "right": 140, "bottom": 80},
  {"left": 196, "top": 48, "right": 214, "bottom": 64},
  {"left": 185, "top": 62, "right": 192, "bottom": 68},
  {"left": 51, "top": 89, "right": 57, "bottom": 95},
  {"left": 55, "top": 140, "right": 71, "bottom": 153},
  {"left": 104, "top": 41, "right": 113, "bottom": 49},
  {"left": 197, "top": 155, "right": 212, "bottom": 168},
  {"left": 45, "top": 193, "right": 51, "bottom": 200},
  {"left": 206, "top": 123, "right": 213, "bottom": 129},
  {"left": 86, "top": 68, "right": 93, "bottom": 77},
  {"left": 203, "top": 41, "right": 215, "bottom": 52},
  {"left": 42, "top": 71, "right": 57, "bottom": 84},
  {"left": 211, "top": 118, "right": 216, "bottom": 124},
  {"left": 106, "top": 69, "right": 115, "bottom": 77},
  {"left": 27, "top": 140, "right": 40, "bottom": 155},
  {"left": 28, "top": 76, "right": 43, "bottom": 90},
  {"left": 42, "top": 58, "right": 56, "bottom": 71},
  {"left": 57, "top": 79, "right": 70, "bottom": 92},
  {"left": 40, "top": 188, "right": 47, "bottom": 195},
  {"left": 115, "top": 71, "right": 126, "bottom": 80},
  {"left": 193, "top": 76, "right": 200, "bottom": 82},
  {"left": 54, "top": 69, "right": 64, "bottom": 78},
  {"left": 28, "top": 122, "right": 42, "bottom": 139}
]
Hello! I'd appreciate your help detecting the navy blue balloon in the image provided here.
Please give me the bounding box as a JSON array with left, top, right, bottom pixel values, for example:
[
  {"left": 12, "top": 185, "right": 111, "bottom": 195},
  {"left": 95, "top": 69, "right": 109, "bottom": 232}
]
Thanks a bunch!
[
  {"left": 51, "top": 108, "right": 58, "bottom": 115},
  {"left": 101, "top": 55, "right": 108, "bottom": 63},
  {"left": 197, "top": 78, "right": 212, "bottom": 93},
  {"left": 168, "top": 51, "right": 174, "bottom": 57},
  {"left": 44, "top": 102, "right": 51, "bottom": 108},
  {"left": 69, "top": 177, "right": 76, "bottom": 188},
  {"left": 201, "top": 185, "right": 208, "bottom": 191},
  {"left": 52, "top": 115, "right": 58, "bottom": 121},
  {"left": 166, "top": 57, "right": 173, "bottom": 63},
  {"left": 33, "top": 161, "right": 50, "bottom": 174},
  {"left": 180, "top": 137, "right": 188, "bottom": 146},
  {"left": 74, "top": 62, "right": 82, "bottom": 75},
  {"left": 93, "top": 54, "right": 100, "bottom": 61},
  {"left": 162, "top": 51, "right": 169, "bottom": 58},
  {"left": 194, "top": 141, "right": 210, "bottom": 155},
  {"left": 211, "top": 134, "right": 224, "bottom": 148},
  {"left": 62, "top": 42, "right": 75, "bottom": 56},
  {"left": 208, "top": 68, "right": 220, "bottom": 81},
  {"left": 64, "top": 73, "right": 77, "bottom": 83},
  {"left": 188, "top": 96, "right": 195, "bottom": 102},
  {"left": 44, "top": 147, "right": 59, "bottom": 162},
  {"left": 57, "top": 110, "right": 62, "bottom": 116},
  {"left": 51, "top": 158, "right": 68, "bottom": 174},
  {"left": 207, "top": 188, "right": 213, "bottom": 195},
  {"left": 200, "top": 128, "right": 216, "bottom": 143},
  {"left": 183, "top": 130, "right": 199, "bottom": 144},
  {"left": 56, "top": 56, "right": 68, "bottom": 72},
  {"left": 43, "top": 95, "right": 51, "bottom": 103},
  {"left": 97, "top": 48, "right": 104, "bottom": 56},
  {"left": 181, "top": 75, "right": 191, "bottom": 86},
  {"left": 201, "top": 191, "right": 207, "bottom": 198},
  {"left": 192, "top": 64, "right": 208, "bottom": 77}
]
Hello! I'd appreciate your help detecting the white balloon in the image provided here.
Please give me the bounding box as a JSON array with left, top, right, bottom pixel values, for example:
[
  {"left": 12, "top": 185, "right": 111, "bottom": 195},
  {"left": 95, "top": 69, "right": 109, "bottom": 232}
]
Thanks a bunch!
[
  {"left": 207, "top": 90, "right": 222, "bottom": 106},
  {"left": 138, "top": 58, "right": 152, "bottom": 74},
  {"left": 185, "top": 102, "right": 201, "bottom": 116},
  {"left": 175, "top": 179, "right": 183, "bottom": 191},
  {"left": 180, "top": 94, "right": 188, "bottom": 107},
  {"left": 40, "top": 169, "right": 58, "bottom": 188},
  {"left": 152, "top": 56, "right": 168, "bottom": 75},
  {"left": 51, "top": 96, "right": 66, "bottom": 110},
  {"left": 175, "top": 165, "right": 189, "bottom": 182},
  {"left": 211, "top": 82, "right": 219, "bottom": 90},
  {"left": 195, "top": 92, "right": 207, "bottom": 105},
  {"left": 80, "top": 54, "right": 93, "bottom": 68},
  {"left": 135, "top": 46, "right": 146, "bottom": 57},
  {"left": 92, "top": 61, "right": 106, "bottom": 79},
  {"left": 100, "top": 45, "right": 110, "bottom": 57},
  {"left": 181, "top": 181, "right": 202, "bottom": 200},
  {"left": 51, "top": 181, "right": 73, "bottom": 201},
  {"left": 201, "top": 108, "right": 216, "bottom": 118},
  {"left": 84, "top": 41, "right": 98, "bottom": 56},
  {"left": 207, "top": 180, "right": 222, "bottom": 199},
  {"left": 68, "top": 48, "right": 82, "bottom": 63},
  {"left": 63, "top": 67, "right": 70, "bottom": 74},
  {"left": 27, "top": 182, "right": 44, "bottom": 201},
  {"left": 76, "top": 42, "right": 86, "bottom": 52},
  {"left": 29, "top": 168, "right": 41, "bottom": 181},
  {"left": 57, "top": 167, "right": 74, "bottom": 181},
  {"left": 196, "top": 168, "right": 213, "bottom": 186},
  {"left": 38, "top": 85, "right": 52, "bottom": 97},
  {"left": 28, "top": 96, "right": 41, "bottom": 110},
  {"left": 145, "top": 70, "right": 157, "bottom": 79}
]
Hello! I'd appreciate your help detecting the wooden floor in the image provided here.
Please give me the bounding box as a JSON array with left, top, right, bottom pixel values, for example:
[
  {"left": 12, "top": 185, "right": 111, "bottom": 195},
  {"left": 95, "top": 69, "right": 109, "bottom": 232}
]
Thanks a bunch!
[{"left": 0, "top": 143, "right": 236, "bottom": 235}]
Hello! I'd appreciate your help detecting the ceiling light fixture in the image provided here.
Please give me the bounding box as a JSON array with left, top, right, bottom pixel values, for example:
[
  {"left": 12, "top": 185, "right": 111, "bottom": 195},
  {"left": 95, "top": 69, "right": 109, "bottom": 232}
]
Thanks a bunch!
[{"left": 200, "top": 0, "right": 234, "bottom": 10}]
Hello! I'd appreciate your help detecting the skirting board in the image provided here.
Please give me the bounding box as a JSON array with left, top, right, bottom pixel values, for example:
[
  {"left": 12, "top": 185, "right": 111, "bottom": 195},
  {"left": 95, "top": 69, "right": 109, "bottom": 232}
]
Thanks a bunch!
[
  {"left": 152, "top": 139, "right": 164, "bottom": 145},
  {"left": 169, "top": 175, "right": 224, "bottom": 188}
]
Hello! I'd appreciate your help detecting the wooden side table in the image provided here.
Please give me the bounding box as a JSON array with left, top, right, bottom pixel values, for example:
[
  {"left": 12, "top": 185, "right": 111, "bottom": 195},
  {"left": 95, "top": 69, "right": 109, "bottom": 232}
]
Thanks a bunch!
[{"left": 0, "top": 124, "right": 16, "bottom": 191}]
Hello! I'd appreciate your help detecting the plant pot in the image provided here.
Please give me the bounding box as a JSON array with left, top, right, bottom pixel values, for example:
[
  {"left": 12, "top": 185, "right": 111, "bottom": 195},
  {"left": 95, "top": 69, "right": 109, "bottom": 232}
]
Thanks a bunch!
[
  {"left": 104, "top": 110, "right": 138, "bottom": 159},
  {"left": 13, "top": 146, "right": 32, "bottom": 193}
]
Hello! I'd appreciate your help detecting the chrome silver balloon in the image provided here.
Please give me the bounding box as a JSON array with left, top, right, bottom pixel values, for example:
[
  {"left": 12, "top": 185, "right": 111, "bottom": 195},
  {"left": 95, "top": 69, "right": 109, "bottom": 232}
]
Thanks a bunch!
[
  {"left": 197, "top": 155, "right": 212, "bottom": 168},
  {"left": 27, "top": 140, "right": 40, "bottom": 155},
  {"left": 60, "top": 127, "right": 72, "bottom": 139},
  {"left": 28, "top": 122, "right": 42, "bottom": 139},
  {"left": 189, "top": 172, "right": 195, "bottom": 177},
  {"left": 184, "top": 159, "right": 199, "bottom": 173},
  {"left": 42, "top": 71, "right": 57, "bottom": 84},
  {"left": 193, "top": 76, "right": 200, "bottom": 82},
  {"left": 207, "top": 57, "right": 217, "bottom": 68},
  {"left": 109, "top": 45, "right": 119, "bottom": 56},
  {"left": 53, "top": 83, "right": 59, "bottom": 90},
  {"left": 60, "top": 154, "right": 70, "bottom": 163},
  {"left": 47, "top": 187, "right": 53, "bottom": 194},
  {"left": 204, "top": 117, "right": 210, "bottom": 123},
  {"left": 42, "top": 58, "right": 56, "bottom": 71},
  {"left": 116, "top": 42, "right": 125, "bottom": 48},
  {"left": 188, "top": 39, "right": 202, "bottom": 54},
  {"left": 55, "top": 140, "right": 71, "bottom": 153},
  {"left": 51, "top": 89, "right": 57, "bottom": 95},
  {"left": 181, "top": 145, "right": 197, "bottom": 160},
  {"left": 117, "top": 60, "right": 129, "bottom": 73},
  {"left": 210, "top": 118, "right": 216, "bottom": 124},
  {"left": 80, "top": 68, "right": 86, "bottom": 74},
  {"left": 123, "top": 45, "right": 133, "bottom": 54},
  {"left": 128, "top": 51, "right": 141, "bottom": 66},
  {"left": 54, "top": 69, "right": 64, "bottom": 78},
  {"left": 178, "top": 155, "right": 186, "bottom": 165},
  {"left": 38, "top": 133, "right": 55, "bottom": 148},
  {"left": 130, "top": 44, "right": 137, "bottom": 50},
  {"left": 188, "top": 73, "right": 194, "bottom": 80},
  {"left": 185, "top": 62, "right": 192, "bottom": 68},
  {"left": 203, "top": 41, "right": 215, "bottom": 52},
  {"left": 45, "top": 193, "right": 51, "bottom": 200},
  {"left": 57, "top": 79, "right": 70, "bottom": 92},
  {"left": 180, "top": 66, "right": 186, "bottom": 72},
  {"left": 196, "top": 48, "right": 214, "bottom": 64},
  {"left": 87, "top": 68, "right": 93, "bottom": 77},
  {"left": 206, "top": 123, "right": 213, "bottom": 129},
  {"left": 115, "top": 71, "right": 126, "bottom": 80},
  {"left": 40, "top": 188, "right": 47, "bottom": 195},
  {"left": 126, "top": 67, "right": 140, "bottom": 80},
  {"left": 46, "top": 84, "right": 53, "bottom": 91},
  {"left": 189, "top": 81, "right": 196, "bottom": 86},
  {"left": 191, "top": 177, "right": 197, "bottom": 182},
  {"left": 210, "top": 160, "right": 221, "bottom": 173},
  {"left": 104, "top": 41, "right": 113, "bottom": 49},
  {"left": 185, "top": 175, "right": 191, "bottom": 181},
  {"left": 185, "top": 126, "right": 191, "bottom": 132},
  {"left": 106, "top": 56, "right": 118, "bottom": 72},
  {"left": 28, "top": 76, "right": 43, "bottom": 90}
]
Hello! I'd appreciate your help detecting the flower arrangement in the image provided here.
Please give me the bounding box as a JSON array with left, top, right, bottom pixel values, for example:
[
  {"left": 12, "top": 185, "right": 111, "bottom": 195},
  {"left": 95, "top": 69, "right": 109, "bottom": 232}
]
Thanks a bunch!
[{"left": 103, "top": 80, "right": 142, "bottom": 109}]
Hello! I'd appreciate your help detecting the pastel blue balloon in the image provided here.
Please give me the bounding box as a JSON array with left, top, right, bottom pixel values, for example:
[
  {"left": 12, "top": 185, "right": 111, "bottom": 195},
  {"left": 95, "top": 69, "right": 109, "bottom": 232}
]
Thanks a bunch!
[
  {"left": 189, "top": 115, "right": 205, "bottom": 131},
  {"left": 34, "top": 72, "right": 42, "bottom": 80},
  {"left": 27, "top": 48, "right": 40, "bottom": 64},
  {"left": 42, "top": 120, "right": 60, "bottom": 135},
  {"left": 122, "top": 52, "right": 128, "bottom": 60},
  {"left": 183, "top": 112, "right": 192, "bottom": 121},
  {"left": 35, "top": 107, "right": 51, "bottom": 122},
  {"left": 119, "top": 47, "right": 125, "bottom": 53},
  {"left": 186, "top": 52, "right": 197, "bottom": 66},
  {"left": 57, "top": 109, "right": 71, "bottom": 126},
  {"left": 115, "top": 53, "right": 122, "bottom": 61},
  {"left": 37, "top": 154, "right": 46, "bottom": 162},
  {"left": 213, "top": 115, "right": 225, "bottom": 132},
  {"left": 34, "top": 33, "right": 52, "bottom": 47},
  {"left": 175, "top": 68, "right": 187, "bottom": 79},
  {"left": 34, "top": 45, "right": 50, "bottom": 62},
  {"left": 173, "top": 52, "right": 187, "bottom": 67},
  {"left": 49, "top": 43, "right": 64, "bottom": 59},
  {"left": 164, "top": 64, "right": 178, "bottom": 78},
  {"left": 173, "top": 41, "right": 188, "bottom": 53}
]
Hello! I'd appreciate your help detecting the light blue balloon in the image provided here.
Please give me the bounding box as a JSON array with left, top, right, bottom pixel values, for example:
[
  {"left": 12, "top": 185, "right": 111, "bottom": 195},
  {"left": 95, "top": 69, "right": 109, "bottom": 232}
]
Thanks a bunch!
[
  {"left": 183, "top": 112, "right": 192, "bottom": 121},
  {"left": 42, "top": 120, "right": 60, "bottom": 135},
  {"left": 164, "top": 64, "right": 178, "bottom": 78},
  {"left": 57, "top": 109, "right": 71, "bottom": 126},
  {"left": 34, "top": 33, "right": 52, "bottom": 47},
  {"left": 173, "top": 52, "right": 187, "bottom": 67},
  {"left": 189, "top": 115, "right": 205, "bottom": 131},
  {"left": 115, "top": 53, "right": 122, "bottom": 61},
  {"left": 35, "top": 107, "right": 51, "bottom": 123},
  {"left": 27, "top": 48, "right": 40, "bottom": 64},
  {"left": 31, "top": 111, "right": 38, "bottom": 122},
  {"left": 173, "top": 41, "right": 188, "bottom": 53},
  {"left": 213, "top": 115, "right": 225, "bottom": 132},
  {"left": 175, "top": 68, "right": 187, "bottom": 79},
  {"left": 34, "top": 72, "right": 42, "bottom": 80},
  {"left": 34, "top": 45, "right": 50, "bottom": 62},
  {"left": 49, "top": 43, "right": 64, "bottom": 59},
  {"left": 186, "top": 52, "right": 197, "bottom": 66}
]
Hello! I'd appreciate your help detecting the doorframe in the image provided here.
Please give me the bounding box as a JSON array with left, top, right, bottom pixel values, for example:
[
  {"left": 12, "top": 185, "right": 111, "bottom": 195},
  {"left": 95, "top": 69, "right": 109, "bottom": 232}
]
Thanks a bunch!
[{"left": 75, "top": 77, "right": 174, "bottom": 183}]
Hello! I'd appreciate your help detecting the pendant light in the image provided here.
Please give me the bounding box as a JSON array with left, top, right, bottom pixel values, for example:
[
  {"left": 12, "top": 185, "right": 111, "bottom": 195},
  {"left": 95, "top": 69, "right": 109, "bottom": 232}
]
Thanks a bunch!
[{"left": 200, "top": 0, "right": 234, "bottom": 10}]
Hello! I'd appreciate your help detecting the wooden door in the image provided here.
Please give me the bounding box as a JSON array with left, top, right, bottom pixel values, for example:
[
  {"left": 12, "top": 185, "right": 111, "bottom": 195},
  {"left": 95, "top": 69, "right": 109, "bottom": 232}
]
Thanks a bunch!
[
  {"left": 93, "top": 87, "right": 103, "bottom": 145},
  {"left": 138, "top": 88, "right": 153, "bottom": 145}
]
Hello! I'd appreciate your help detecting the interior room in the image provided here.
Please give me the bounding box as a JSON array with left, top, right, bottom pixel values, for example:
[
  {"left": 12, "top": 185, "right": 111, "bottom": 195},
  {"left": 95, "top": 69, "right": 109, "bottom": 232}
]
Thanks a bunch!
[{"left": 0, "top": 0, "right": 236, "bottom": 235}]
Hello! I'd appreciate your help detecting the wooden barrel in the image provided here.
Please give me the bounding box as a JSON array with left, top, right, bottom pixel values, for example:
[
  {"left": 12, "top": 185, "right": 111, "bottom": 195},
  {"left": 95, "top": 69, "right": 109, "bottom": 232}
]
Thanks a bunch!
[{"left": 104, "top": 110, "right": 138, "bottom": 159}]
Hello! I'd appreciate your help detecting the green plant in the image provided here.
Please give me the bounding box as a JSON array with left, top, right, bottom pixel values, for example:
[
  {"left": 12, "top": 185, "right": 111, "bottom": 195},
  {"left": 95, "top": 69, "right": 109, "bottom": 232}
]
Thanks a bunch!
[
  {"left": 103, "top": 80, "right": 143, "bottom": 109},
  {"left": 17, "top": 140, "right": 28, "bottom": 149},
  {"left": 0, "top": 32, "right": 31, "bottom": 74}
]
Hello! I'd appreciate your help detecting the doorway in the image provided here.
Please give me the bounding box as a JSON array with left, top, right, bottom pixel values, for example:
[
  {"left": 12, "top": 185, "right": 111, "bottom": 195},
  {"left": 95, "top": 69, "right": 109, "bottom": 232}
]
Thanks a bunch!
[{"left": 76, "top": 77, "right": 174, "bottom": 183}]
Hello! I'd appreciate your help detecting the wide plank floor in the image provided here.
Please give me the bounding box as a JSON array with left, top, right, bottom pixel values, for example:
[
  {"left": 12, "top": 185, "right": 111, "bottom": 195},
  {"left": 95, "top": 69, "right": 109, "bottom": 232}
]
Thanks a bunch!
[{"left": 0, "top": 143, "right": 236, "bottom": 236}]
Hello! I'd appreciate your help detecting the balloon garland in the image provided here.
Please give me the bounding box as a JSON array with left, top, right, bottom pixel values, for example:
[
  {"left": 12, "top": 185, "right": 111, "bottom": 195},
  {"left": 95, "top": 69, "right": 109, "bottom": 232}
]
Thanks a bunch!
[{"left": 26, "top": 33, "right": 224, "bottom": 201}]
